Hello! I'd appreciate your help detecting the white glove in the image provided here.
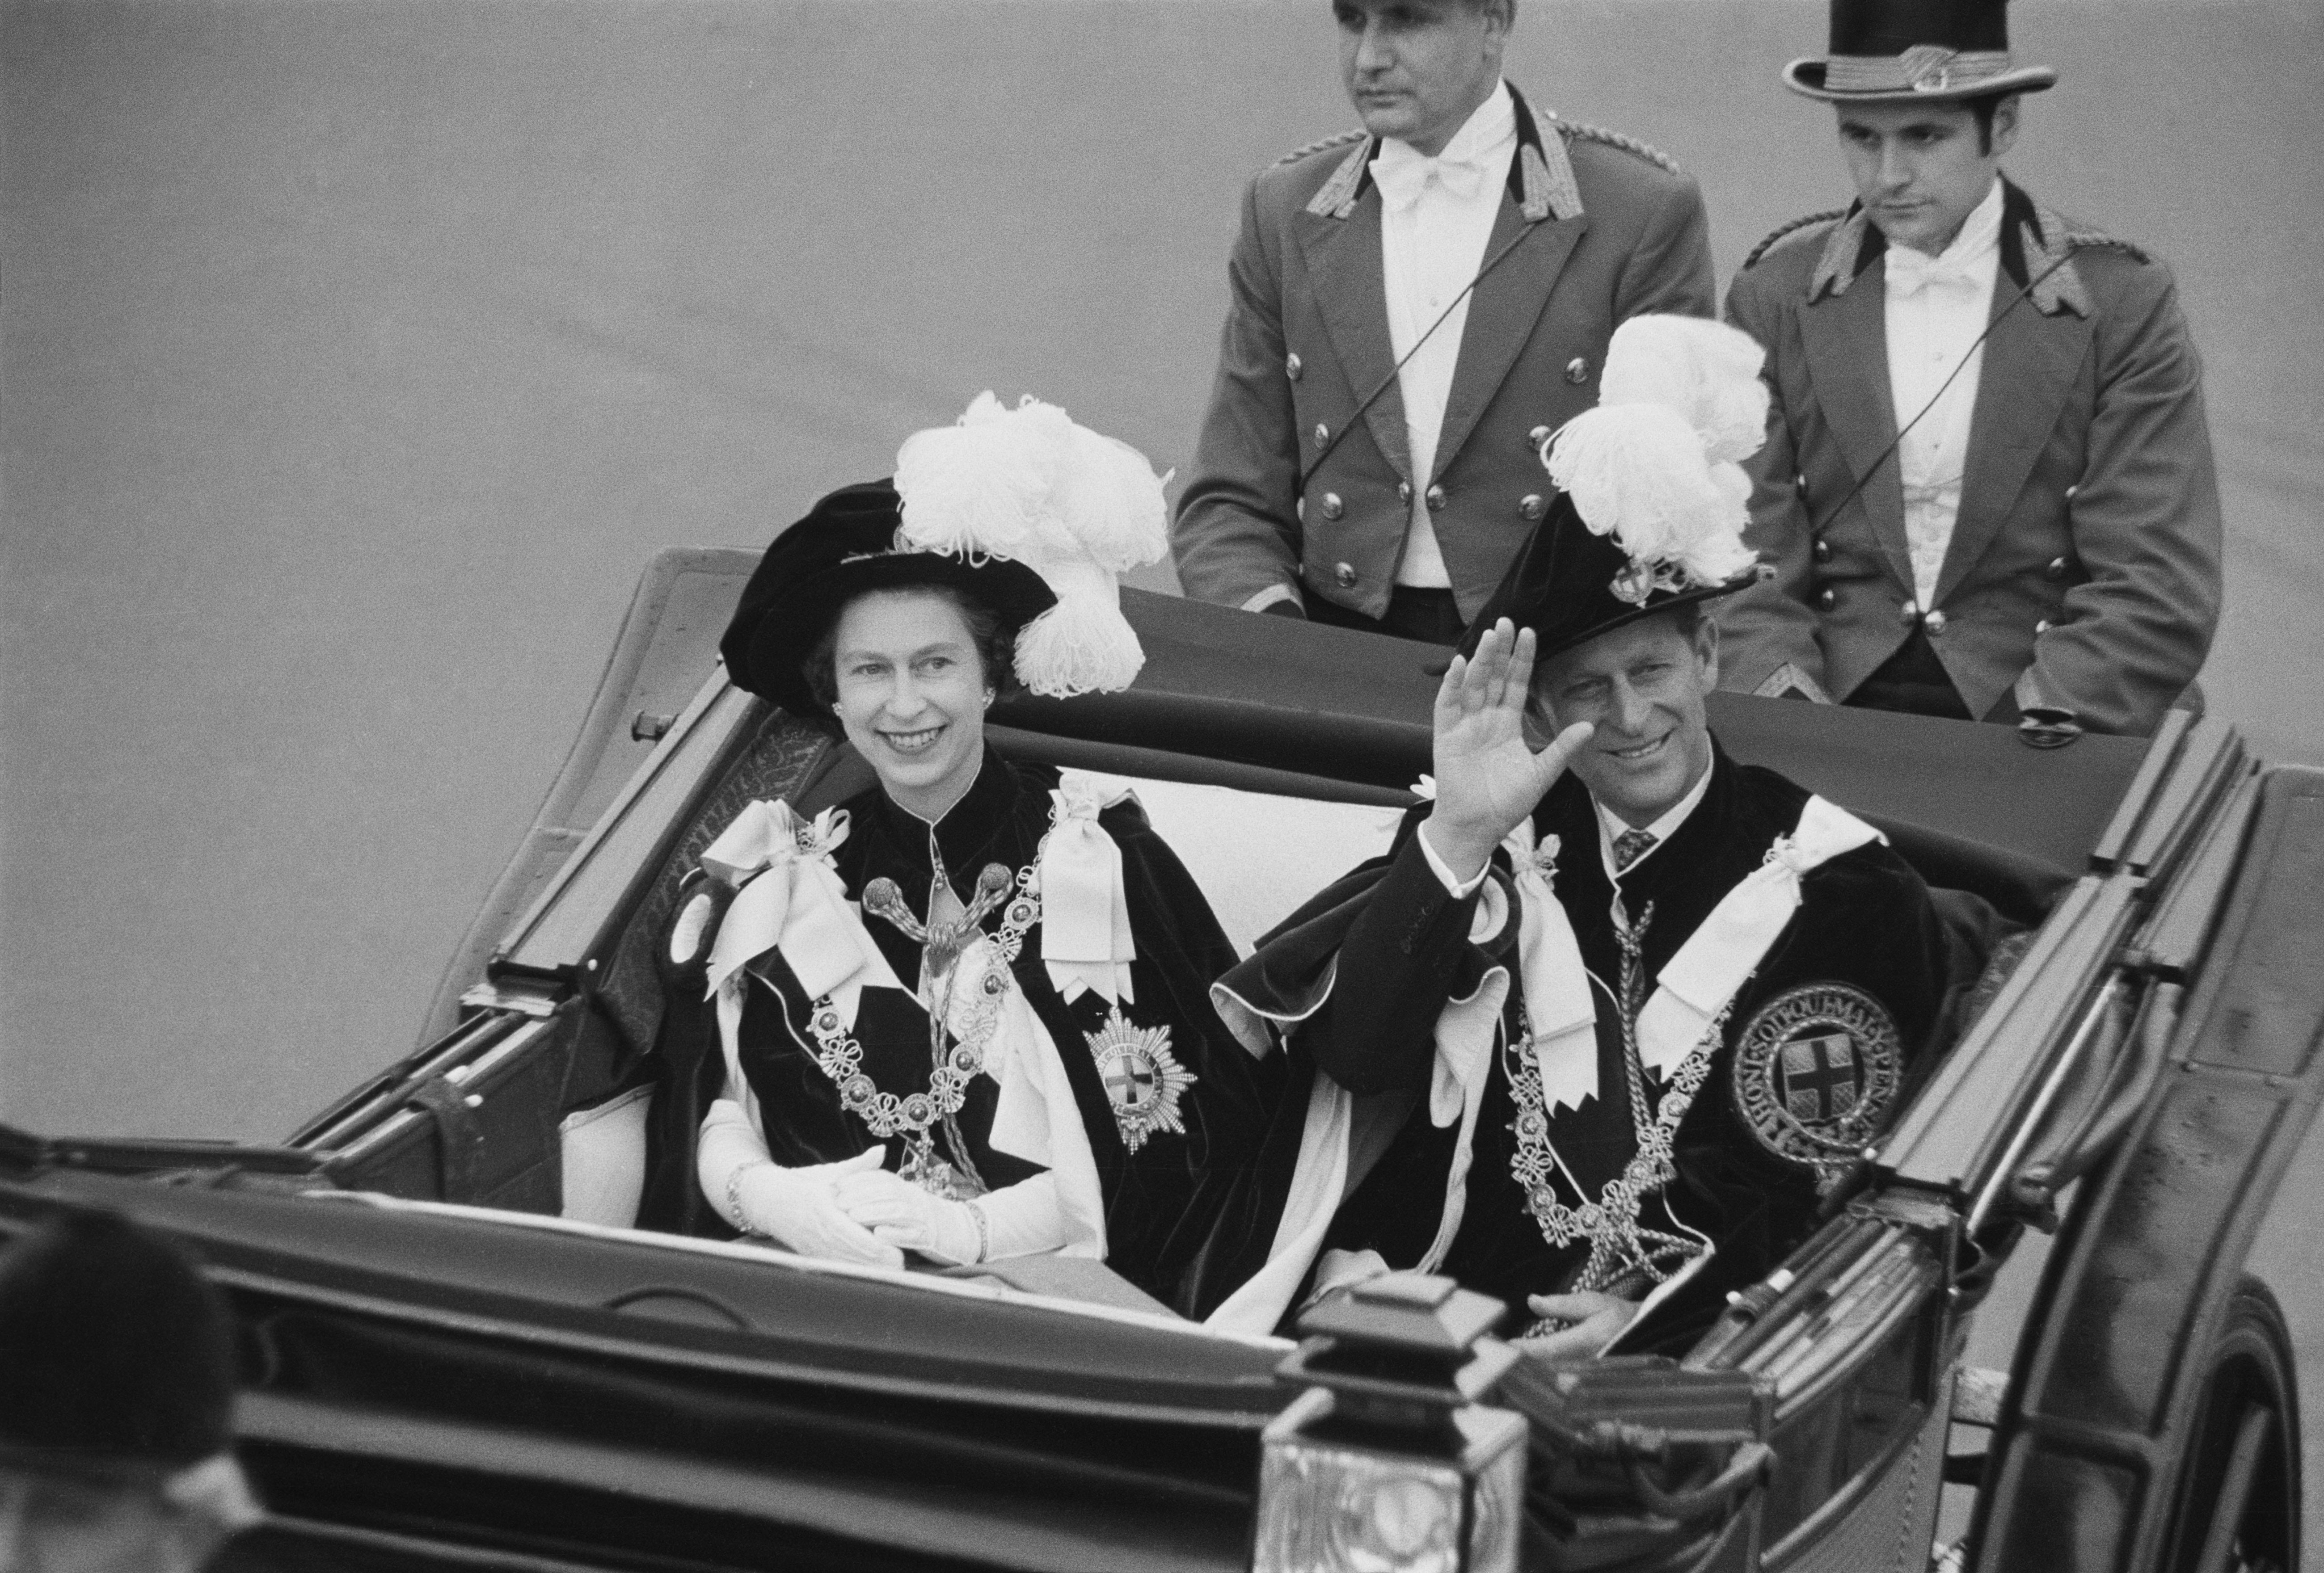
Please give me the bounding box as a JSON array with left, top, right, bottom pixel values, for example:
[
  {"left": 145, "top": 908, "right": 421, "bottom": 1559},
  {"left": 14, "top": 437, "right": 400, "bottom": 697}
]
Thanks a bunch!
[
  {"left": 728, "top": 1147, "right": 905, "bottom": 1269},
  {"left": 835, "top": 1171, "right": 1074, "bottom": 1266},
  {"left": 832, "top": 1166, "right": 983, "bottom": 1265}
]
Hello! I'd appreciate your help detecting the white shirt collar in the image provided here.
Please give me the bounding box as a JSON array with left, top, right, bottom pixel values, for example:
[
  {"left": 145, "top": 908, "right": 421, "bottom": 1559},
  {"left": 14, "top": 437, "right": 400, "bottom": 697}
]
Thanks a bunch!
[
  {"left": 1596, "top": 753, "right": 1715, "bottom": 880},
  {"left": 1381, "top": 78, "right": 1514, "bottom": 166}
]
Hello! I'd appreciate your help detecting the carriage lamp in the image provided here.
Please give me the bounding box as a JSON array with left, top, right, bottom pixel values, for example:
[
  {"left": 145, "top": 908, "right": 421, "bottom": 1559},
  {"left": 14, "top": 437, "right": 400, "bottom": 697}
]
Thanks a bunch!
[{"left": 1253, "top": 1272, "right": 1527, "bottom": 1573}]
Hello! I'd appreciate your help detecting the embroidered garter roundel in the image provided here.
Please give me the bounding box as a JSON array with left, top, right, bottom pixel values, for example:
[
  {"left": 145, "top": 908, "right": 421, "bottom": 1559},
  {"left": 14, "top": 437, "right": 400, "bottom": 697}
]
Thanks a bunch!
[{"left": 1732, "top": 982, "right": 1902, "bottom": 1173}]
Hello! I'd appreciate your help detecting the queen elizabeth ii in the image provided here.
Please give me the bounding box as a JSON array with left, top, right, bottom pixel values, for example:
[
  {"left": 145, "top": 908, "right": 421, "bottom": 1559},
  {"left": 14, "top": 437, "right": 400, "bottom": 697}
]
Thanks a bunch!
[{"left": 688, "top": 395, "right": 1281, "bottom": 1319}]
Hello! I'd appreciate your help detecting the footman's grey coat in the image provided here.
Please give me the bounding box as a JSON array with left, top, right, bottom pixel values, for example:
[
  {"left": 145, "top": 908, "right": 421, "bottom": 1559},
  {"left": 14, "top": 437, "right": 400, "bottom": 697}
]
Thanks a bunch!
[
  {"left": 1717, "top": 180, "right": 2223, "bottom": 735},
  {"left": 1172, "top": 87, "right": 1715, "bottom": 624}
]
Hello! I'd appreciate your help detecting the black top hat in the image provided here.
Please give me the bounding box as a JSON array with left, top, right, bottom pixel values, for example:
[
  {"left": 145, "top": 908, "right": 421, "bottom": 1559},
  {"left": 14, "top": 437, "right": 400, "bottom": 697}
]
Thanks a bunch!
[
  {"left": 0, "top": 1210, "right": 239, "bottom": 1478},
  {"left": 1784, "top": 0, "right": 2056, "bottom": 101},
  {"left": 1455, "top": 491, "right": 1756, "bottom": 665},
  {"left": 720, "top": 479, "right": 1056, "bottom": 720}
]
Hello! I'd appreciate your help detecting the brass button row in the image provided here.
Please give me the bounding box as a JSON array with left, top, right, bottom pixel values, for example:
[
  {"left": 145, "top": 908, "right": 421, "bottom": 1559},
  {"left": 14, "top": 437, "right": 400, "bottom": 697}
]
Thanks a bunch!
[{"left": 1310, "top": 488, "right": 1546, "bottom": 520}]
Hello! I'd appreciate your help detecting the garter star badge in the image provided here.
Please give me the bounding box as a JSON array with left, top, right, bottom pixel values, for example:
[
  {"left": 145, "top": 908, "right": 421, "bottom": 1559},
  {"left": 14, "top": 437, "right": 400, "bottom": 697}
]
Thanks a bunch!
[
  {"left": 1732, "top": 982, "right": 1902, "bottom": 1179},
  {"left": 1084, "top": 1008, "right": 1196, "bottom": 1154}
]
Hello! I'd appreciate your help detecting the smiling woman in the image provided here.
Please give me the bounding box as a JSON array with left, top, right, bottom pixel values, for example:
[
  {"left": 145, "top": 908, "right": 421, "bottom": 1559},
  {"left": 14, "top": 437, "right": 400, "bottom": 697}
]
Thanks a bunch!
[
  {"left": 818, "top": 587, "right": 1010, "bottom": 822},
  {"left": 669, "top": 397, "right": 1289, "bottom": 1321}
]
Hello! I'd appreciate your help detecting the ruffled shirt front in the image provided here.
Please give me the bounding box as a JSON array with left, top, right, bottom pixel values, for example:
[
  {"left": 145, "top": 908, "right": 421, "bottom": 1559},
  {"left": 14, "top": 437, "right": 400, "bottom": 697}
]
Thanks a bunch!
[
  {"left": 1884, "top": 179, "right": 2004, "bottom": 611},
  {"left": 1375, "top": 81, "right": 1519, "bottom": 589}
]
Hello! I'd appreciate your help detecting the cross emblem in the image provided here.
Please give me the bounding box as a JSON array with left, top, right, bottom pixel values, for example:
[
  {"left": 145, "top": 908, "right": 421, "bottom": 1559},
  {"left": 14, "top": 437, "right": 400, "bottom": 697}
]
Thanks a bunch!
[
  {"left": 1104, "top": 1054, "right": 1156, "bottom": 1110},
  {"left": 1780, "top": 1032, "right": 1861, "bottom": 1123}
]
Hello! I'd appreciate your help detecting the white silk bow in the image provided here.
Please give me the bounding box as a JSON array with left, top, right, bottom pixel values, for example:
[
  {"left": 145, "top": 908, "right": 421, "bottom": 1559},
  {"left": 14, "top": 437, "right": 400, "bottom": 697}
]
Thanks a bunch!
[
  {"left": 700, "top": 800, "right": 899, "bottom": 1006},
  {"left": 1371, "top": 138, "right": 1491, "bottom": 210},
  {"left": 1410, "top": 778, "right": 1600, "bottom": 1125},
  {"left": 1506, "top": 820, "right": 1601, "bottom": 1116},
  {"left": 1885, "top": 246, "right": 1984, "bottom": 299},
  {"left": 1038, "top": 774, "right": 1138, "bottom": 1005},
  {"left": 1634, "top": 796, "right": 1882, "bottom": 1077}
]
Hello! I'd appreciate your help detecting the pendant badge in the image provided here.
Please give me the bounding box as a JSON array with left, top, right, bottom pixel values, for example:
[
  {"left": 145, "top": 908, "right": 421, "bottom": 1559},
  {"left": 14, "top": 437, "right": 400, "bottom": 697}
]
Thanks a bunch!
[
  {"left": 1732, "top": 981, "right": 1903, "bottom": 1186},
  {"left": 1084, "top": 1008, "right": 1197, "bottom": 1154},
  {"left": 898, "top": 1134, "right": 984, "bottom": 1201}
]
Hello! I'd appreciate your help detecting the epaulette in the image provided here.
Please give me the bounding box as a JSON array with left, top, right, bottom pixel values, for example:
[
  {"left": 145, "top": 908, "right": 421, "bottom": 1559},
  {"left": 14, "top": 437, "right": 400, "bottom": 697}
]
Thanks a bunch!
[
  {"left": 1553, "top": 120, "right": 1682, "bottom": 177},
  {"left": 1274, "top": 128, "right": 1367, "bottom": 169},
  {"left": 1743, "top": 209, "right": 1850, "bottom": 272},
  {"left": 2062, "top": 228, "right": 2152, "bottom": 265}
]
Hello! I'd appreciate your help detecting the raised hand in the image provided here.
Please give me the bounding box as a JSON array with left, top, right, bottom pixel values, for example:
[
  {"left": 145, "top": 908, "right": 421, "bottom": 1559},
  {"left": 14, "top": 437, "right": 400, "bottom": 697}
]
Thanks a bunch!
[{"left": 1426, "top": 619, "right": 1594, "bottom": 881}]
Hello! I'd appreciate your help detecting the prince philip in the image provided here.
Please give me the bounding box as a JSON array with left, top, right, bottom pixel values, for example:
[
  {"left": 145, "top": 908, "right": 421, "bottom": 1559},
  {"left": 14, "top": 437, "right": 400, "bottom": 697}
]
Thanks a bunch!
[
  {"left": 1201, "top": 319, "right": 1957, "bottom": 1349},
  {"left": 1171, "top": 0, "right": 1717, "bottom": 645},
  {"left": 1716, "top": 0, "right": 2223, "bottom": 736}
]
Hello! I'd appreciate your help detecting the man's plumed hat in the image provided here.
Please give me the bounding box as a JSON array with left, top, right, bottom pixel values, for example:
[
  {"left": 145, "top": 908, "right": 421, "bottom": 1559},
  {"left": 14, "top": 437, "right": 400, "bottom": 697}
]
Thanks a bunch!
[
  {"left": 1783, "top": 0, "right": 2056, "bottom": 102},
  {"left": 1457, "top": 315, "right": 1771, "bottom": 661},
  {"left": 722, "top": 394, "right": 1172, "bottom": 719},
  {"left": 0, "top": 1210, "right": 238, "bottom": 1477}
]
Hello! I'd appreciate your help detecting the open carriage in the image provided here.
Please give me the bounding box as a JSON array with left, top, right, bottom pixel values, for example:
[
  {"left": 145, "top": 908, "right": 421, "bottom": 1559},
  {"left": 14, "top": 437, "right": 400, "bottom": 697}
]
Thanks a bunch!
[{"left": 2, "top": 551, "right": 2312, "bottom": 1573}]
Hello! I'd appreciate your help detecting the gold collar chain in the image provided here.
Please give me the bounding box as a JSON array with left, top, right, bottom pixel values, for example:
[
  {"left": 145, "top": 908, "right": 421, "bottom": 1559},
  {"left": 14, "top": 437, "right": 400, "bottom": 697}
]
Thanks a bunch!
[
  {"left": 1504, "top": 903, "right": 1724, "bottom": 1295},
  {"left": 799, "top": 859, "right": 1043, "bottom": 1193}
]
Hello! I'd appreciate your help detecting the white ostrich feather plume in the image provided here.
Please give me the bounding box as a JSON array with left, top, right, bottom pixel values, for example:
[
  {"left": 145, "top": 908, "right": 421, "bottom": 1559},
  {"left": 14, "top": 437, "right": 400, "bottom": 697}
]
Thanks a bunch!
[
  {"left": 1546, "top": 403, "right": 1760, "bottom": 588},
  {"left": 1597, "top": 315, "right": 1771, "bottom": 467},
  {"left": 893, "top": 391, "right": 1050, "bottom": 559},
  {"left": 891, "top": 392, "right": 1169, "bottom": 697}
]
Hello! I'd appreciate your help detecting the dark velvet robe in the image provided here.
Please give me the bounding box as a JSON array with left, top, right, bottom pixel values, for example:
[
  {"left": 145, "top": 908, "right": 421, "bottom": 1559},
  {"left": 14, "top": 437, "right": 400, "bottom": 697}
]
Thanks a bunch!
[
  {"left": 717, "top": 749, "right": 1282, "bottom": 1320},
  {"left": 1212, "top": 740, "right": 1956, "bottom": 1342}
]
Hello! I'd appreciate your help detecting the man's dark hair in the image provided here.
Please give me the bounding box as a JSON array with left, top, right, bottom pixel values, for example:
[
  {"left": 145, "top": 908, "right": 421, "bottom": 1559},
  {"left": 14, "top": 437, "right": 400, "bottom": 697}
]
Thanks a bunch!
[
  {"left": 1965, "top": 91, "right": 2015, "bottom": 155},
  {"left": 801, "top": 582, "right": 1017, "bottom": 714}
]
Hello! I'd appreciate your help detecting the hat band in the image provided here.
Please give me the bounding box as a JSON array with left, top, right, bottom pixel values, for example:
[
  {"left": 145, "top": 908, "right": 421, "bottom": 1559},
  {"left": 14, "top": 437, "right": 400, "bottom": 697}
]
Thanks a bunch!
[{"left": 1822, "top": 46, "right": 2017, "bottom": 94}]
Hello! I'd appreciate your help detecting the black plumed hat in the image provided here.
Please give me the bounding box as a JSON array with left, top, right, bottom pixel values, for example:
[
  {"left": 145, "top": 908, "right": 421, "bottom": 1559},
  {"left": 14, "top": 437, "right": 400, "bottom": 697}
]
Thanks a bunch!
[
  {"left": 1456, "top": 491, "right": 1754, "bottom": 664},
  {"left": 1451, "top": 315, "right": 1773, "bottom": 664},
  {"left": 0, "top": 1210, "right": 238, "bottom": 1476},
  {"left": 719, "top": 479, "right": 1055, "bottom": 720}
]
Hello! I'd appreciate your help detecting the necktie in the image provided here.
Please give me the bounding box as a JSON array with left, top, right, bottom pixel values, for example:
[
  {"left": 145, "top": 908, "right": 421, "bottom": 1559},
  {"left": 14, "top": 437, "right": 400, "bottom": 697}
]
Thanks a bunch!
[
  {"left": 1885, "top": 245, "right": 1982, "bottom": 300},
  {"left": 1371, "top": 139, "right": 1490, "bottom": 211},
  {"left": 1612, "top": 828, "right": 1658, "bottom": 873}
]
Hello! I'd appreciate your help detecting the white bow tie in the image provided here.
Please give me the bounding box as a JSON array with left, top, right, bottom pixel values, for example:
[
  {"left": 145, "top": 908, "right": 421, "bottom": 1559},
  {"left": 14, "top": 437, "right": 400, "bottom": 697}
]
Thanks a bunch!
[
  {"left": 1885, "top": 244, "right": 1984, "bottom": 299},
  {"left": 1371, "top": 139, "right": 1491, "bottom": 210}
]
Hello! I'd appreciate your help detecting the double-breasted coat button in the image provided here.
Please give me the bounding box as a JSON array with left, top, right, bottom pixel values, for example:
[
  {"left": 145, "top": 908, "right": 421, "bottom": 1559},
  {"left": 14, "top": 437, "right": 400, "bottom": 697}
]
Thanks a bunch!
[
  {"left": 1796, "top": 474, "right": 1809, "bottom": 496},
  {"left": 1924, "top": 609, "right": 1949, "bottom": 635},
  {"left": 1313, "top": 423, "right": 1330, "bottom": 449},
  {"left": 1398, "top": 480, "right": 1414, "bottom": 504},
  {"left": 1424, "top": 485, "right": 1447, "bottom": 512},
  {"left": 1518, "top": 494, "right": 1546, "bottom": 521},
  {"left": 2035, "top": 618, "right": 2053, "bottom": 635},
  {"left": 1900, "top": 599, "right": 1920, "bottom": 621},
  {"left": 1527, "top": 424, "right": 1553, "bottom": 450},
  {"left": 1319, "top": 492, "right": 1345, "bottom": 521},
  {"left": 1334, "top": 562, "right": 1358, "bottom": 589},
  {"left": 1813, "top": 538, "right": 1832, "bottom": 561},
  {"left": 1286, "top": 353, "right": 1303, "bottom": 381},
  {"left": 1818, "top": 588, "right": 1837, "bottom": 610},
  {"left": 2064, "top": 484, "right": 2079, "bottom": 502},
  {"left": 1565, "top": 357, "right": 1590, "bottom": 385},
  {"left": 2047, "top": 556, "right": 2068, "bottom": 578}
]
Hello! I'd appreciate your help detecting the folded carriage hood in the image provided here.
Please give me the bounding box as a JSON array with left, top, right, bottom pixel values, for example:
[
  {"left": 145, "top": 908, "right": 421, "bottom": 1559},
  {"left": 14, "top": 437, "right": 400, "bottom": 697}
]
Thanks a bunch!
[{"left": 1010, "top": 589, "right": 2150, "bottom": 895}]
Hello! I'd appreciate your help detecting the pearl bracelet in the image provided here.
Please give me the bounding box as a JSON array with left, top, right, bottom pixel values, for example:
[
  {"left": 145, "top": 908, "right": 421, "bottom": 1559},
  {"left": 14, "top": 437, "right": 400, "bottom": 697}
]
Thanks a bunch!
[
  {"left": 724, "top": 1160, "right": 772, "bottom": 1233},
  {"left": 966, "top": 1199, "right": 991, "bottom": 1264}
]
